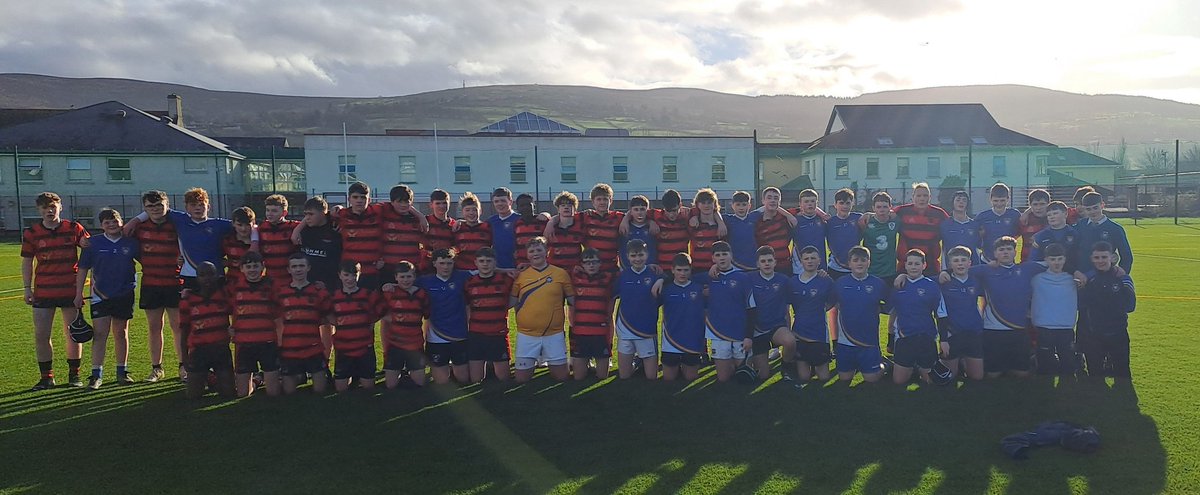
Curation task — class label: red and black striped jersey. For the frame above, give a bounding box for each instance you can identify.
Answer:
[274,283,332,360]
[755,211,792,267]
[688,217,722,271]
[1018,213,1048,263]
[225,277,277,344]
[382,287,429,351]
[454,221,493,270]
[548,216,584,271]
[180,289,231,350]
[133,219,180,288]
[570,271,615,336]
[653,209,691,267]
[379,206,424,266]
[21,220,89,300]
[423,214,456,271]
[331,287,384,357]
[514,216,548,267]
[581,210,624,271]
[465,274,514,336]
[258,219,299,280]
[222,234,252,285]
[335,204,383,275]
[894,204,949,270]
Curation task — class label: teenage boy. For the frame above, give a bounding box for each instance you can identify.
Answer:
[424,189,457,272]
[790,189,825,274]
[652,189,692,269]
[832,246,889,383]
[547,191,584,271]
[975,183,1020,264]
[788,246,836,382]
[179,262,235,399]
[688,188,726,272]
[1075,192,1133,274]
[862,192,900,281]
[419,248,473,384]
[225,251,281,397]
[570,249,617,380]
[514,193,549,269]
[620,196,657,270]
[465,247,515,383]
[1018,189,1051,262]
[724,191,762,271]
[938,246,986,381]
[748,246,796,380]
[939,190,981,266]
[1031,243,1080,376]
[379,184,428,284]
[825,188,863,278]
[223,207,255,286]
[659,253,706,382]
[580,183,625,272]
[1068,186,1095,226]
[700,241,756,382]
[23,192,89,390]
[259,194,300,281]
[132,190,181,382]
[382,261,430,388]
[454,192,493,271]
[614,239,659,379]
[757,187,796,276]
[510,237,575,383]
[275,253,333,394]
[330,261,383,392]
[894,183,948,277]
[298,196,343,289]
[1033,201,1079,273]
[328,182,384,288]
[75,208,139,389]
[1078,241,1136,381]
[968,237,1046,378]
[888,249,945,385]
[487,187,520,269]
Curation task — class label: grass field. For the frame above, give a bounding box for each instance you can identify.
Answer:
[0,218,1196,495]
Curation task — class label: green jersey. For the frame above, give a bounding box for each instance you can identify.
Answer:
[863,215,899,278]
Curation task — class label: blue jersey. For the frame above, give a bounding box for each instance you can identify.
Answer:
[788,273,835,343]
[975,208,1020,262]
[723,211,761,270]
[792,214,826,271]
[697,269,755,342]
[164,209,235,277]
[1032,225,1079,272]
[487,212,519,268]
[1075,217,1133,273]
[970,262,1046,330]
[832,274,887,348]
[940,216,981,265]
[417,270,473,342]
[888,276,945,338]
[825,212,863,271]
[614,266,659,339]
[941,274,984,335]
[660,281,706,354]
[749,272,792,336]
[79,234,140,301]
[620,222,656,270]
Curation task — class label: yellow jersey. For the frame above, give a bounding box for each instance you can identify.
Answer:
[511,264,575,336]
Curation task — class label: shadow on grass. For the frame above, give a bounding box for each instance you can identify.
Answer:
[0,372,1166,494]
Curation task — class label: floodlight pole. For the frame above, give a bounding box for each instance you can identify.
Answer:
[1175,139,1181,225]
[12,146,22,227]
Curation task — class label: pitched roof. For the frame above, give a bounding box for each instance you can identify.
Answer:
[477,111,580,135]
[1048,147,1120,168]
[809,104,1053,151]
[0,101,242,157]
[0,108,69,129]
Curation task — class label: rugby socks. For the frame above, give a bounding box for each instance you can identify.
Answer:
[116,364,128,376]
[67,358,82,376]
[38,360,53,379]
[92,366,103,379]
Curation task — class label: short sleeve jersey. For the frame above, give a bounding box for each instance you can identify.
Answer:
[511,264,574,336]
[21,220,90,300]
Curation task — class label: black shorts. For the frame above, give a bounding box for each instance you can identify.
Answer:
[948,331,984,359]
[893,333,937,370]
[661,351,701,367]
[234,342,281,374]
[426,341,468,367]
[32,297,74,309]
[279,356,325,376]
[569,334,612,359]
[752,331,778,356]
[796,340,832,366]
[180,276,199,291]
[467,334,510,362]
[187,342,233,373]
[384,347,426,372]
[334,351,377,380]
[139,284,181,310]
[91,293,135,320]
[983,329,1032,373]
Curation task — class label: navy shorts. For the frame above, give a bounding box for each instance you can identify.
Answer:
[187,342,233,373]
[661,351,701,367]
[32,297,74,309]
[235,342,281,374]
[384,347,426,372]
[752,331,778,356]
[334,351,377,380]
[835,344,882,374]
[982,329,1032,373]
[467,334,510,362]
[893,333,937,370]
[796,340,832,366]
[280,356,325,376]
[570,334,611,359]
[426,341,468,367]
[91,293,135,321]
[138,284,180,310]
[948,330,984,359]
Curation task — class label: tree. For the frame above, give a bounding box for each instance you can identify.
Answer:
[1139,147,1172,171]
[937,175,967,208]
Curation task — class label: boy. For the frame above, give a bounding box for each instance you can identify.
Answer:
[788,246,836,382]
[419,248,473,384]
[723,191,762,271]
[298,196,343,289]
[132,190,181,382]
[514,193,550,268]
[862,191,900,281]
[791,189,827,274]
[687,188,725,272]
[939,190,981,266]
[748,245,796,380]
[275,253,333,394]
[1078,241,1136,381]
[614,239,659,379]
[937,246,986,381]
[620,196,657,270]
[487,187,520,269]
[1033,201,1079,273]
[75,208,139,389]
[179,262,235,399]
[756,187,796,276]
[570,249,617,380]
[222,206,255,286]
[510,237,575,383]
[652,189,691,268]
[465,247,515,383]
[330,260,384,392]
[331,182,384,288]
[225,251,281,397]
[454,192,493,271]
[580,183,625,272]
[1018,189,1051,262]
[968,237,1046,378]
[379,184,428,284]
[659,253,706,382]
[700,241,756,382]
[546,191,584,271]
[381,261,430,388]
[258,194,300,281]
[975,183,1020,264]
[23,192,89,389]
[424,189,457,272]
[824,188,863,278]
[1075,192,1133,274]
[888,249,945,385]
[832,246,888,383]
[1068,186,1095,226]
[894,183,948,277]
[1031,243,1080,376]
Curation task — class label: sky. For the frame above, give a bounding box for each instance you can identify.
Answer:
[1,0,1198,104]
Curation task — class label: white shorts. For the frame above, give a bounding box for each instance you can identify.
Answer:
[616,337,657,358]
[514,333,568,370]
[709,340,747,361]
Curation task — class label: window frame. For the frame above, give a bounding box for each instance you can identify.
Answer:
[106,157,132,182]
[18,157,43,183]
[509,156,527,184]
[992,155,1007,177]
[662,156,678,183]
[835,157,849,179]
[896,157,911,179]
[560,156,577,184]
[398,156,417,184]
[927,157,941,178]
[865,157,880,178]
[183,156,208,174]
[67,157,93,182]
[453,156,472,184]
[612,156,629,183]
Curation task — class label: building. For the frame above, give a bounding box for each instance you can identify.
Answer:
[210,136,307,216]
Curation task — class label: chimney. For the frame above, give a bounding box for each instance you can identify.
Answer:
[167,94,183,127]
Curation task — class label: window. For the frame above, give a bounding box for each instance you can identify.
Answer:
[338,154,357,184]
[802,159,813,177]
[184,157,208,173]
[277,162,306,192]
[612,156,629,183]
[711,156,726,182]
[67,158,92,181]
[1036,155,1049,176]
[18,157,42,183]
[454,156,471,183]
[835,158,849,179]
[992,156,1007,177]
[971,137,989,145]
[560,156,577,183]
[509,156,527,184]
[938,137,955,145]
[960,156,970,176]
[399,156,417,183]
[866,158,880,178]
[897,157,910,178]
[877,137,894,145]
[927,157,941,178]
[662,156,678,182]
[107,158,131,182]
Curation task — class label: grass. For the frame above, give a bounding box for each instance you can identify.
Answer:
[0,218,1196,494]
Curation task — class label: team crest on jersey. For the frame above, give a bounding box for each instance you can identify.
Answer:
[917,288,926,296]
[888,222,896,230]
[448,282,456,290]
[1066,235,1075,244]
[689,291,698,300]
[809,289,818,297]
[968,286,976,295]
[1014,268,1022,276]
[728,279,738,287]
[771,283,781,291]
[1101,231,1110,239]
[120,247,131,256]
[642,277,652,285]
[204,226,214,235]
[865,285,875,293]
